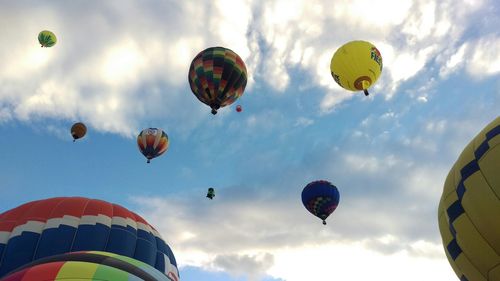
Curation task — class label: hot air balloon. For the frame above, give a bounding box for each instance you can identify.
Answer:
[70,122,87,142]
[1,251,174,281]
[0,197,179,280]
[236,105,242,113]
[438,116,500,281]
[188,46,248,115]
[301,180,340,225]
[38,30,57,48]
[206,188,215,200]
[330,40,383,96]
[137,128,169,163]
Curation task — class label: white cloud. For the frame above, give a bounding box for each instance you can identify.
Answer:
[466,35,500,77]
[0,0,496,130]
[213,252,274,281]
[439,43,468,78]
[294,117,314,127]
[267,241,455,281]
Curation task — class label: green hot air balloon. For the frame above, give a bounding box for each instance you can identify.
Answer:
[38,30,57,47]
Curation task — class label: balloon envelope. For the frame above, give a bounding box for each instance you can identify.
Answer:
[1,251,174,281]
[2,251,174,281]
[71,122,87,141]
[0,197,179,279]
[137,128,169,163]
[301,180,340,225]
[188,46,247,114]
[330,40,382,96]
[38,30,57,47]
[438,116,500,281]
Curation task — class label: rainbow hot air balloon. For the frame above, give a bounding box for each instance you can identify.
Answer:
[38,30,57,48]
[1,251,174,281]
[330,40,383,96]
[301,180,340,225]
[188,46,248,115]
[70,122,87,142]
[438,116,500,281]
[137,128,169,163]
[0,197,179,280]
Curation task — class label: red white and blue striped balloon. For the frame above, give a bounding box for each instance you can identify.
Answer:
[0,197,179,280]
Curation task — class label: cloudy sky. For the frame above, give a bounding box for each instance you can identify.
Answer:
[0,0,499,280]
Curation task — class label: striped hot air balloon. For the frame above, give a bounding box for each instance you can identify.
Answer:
[1,251,175,281]
[188,46,248,115]
[0,197,179,280]
[137,128,169,163]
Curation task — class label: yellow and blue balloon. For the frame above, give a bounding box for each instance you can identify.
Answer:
[438,116,500,281]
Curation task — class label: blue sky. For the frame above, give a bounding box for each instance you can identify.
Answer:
[0,0,499,280]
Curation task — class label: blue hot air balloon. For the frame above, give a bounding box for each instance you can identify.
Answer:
[301,180,340,225]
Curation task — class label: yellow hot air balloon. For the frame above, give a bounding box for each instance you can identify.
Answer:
[438,116,500,281]
[330,40,383,96]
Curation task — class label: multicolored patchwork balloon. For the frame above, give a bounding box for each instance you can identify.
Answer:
[38,30,57,48]
[137,128,169,163]
[0,197,179,280]
[188,46,247,115]
[301,180,340,225]
[1,251,175,281]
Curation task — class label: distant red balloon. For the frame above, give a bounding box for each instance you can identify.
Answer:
[236,105,242,112]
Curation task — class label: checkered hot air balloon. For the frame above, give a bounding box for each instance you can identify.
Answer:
[188,46,248,115]
[301,180,340,225]
[1,251,175,281]
[0,197,179,280]
[137,128,169,163]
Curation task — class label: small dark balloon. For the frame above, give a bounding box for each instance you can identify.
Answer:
[71,122,87,142]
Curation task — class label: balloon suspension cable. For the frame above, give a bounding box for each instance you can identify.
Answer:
[364,89,369,96]
[323,220,327,225]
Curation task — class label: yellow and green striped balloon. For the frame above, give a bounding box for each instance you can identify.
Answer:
[438,116,500,281]
[38,30,57,47]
